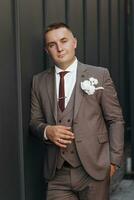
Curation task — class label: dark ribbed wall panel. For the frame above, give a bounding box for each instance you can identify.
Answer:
[110,0,120,85]
[131,0,134,170]
[18,1,44,200]
[99,0,110,67]
[85,0,98,65]
[0,1,21,200]
[45,0,66,25]
[118,0,126,113]
[0,0,44,200]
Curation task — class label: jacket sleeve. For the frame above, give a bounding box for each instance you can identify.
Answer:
[101,68,124,166]
[29,75,52,144]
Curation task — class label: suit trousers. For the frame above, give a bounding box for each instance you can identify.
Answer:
[46,165,110,200]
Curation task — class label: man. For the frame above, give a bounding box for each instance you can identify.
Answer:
[30,22,124,200]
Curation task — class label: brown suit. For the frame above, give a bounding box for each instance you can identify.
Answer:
[30,62,124,182]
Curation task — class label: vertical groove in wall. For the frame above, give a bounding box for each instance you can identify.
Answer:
[118,0,123,98]
[14,0,25,200]
[108,0,111,70]
[97,0,100,65]
[107,0,110,68]
[42,0,47,68]
[118,0,121,71]
[109,0,112,71]
[42,0,46,28]
[117,0,120,81]
[110,0,120,83]
[83,0,86,62]
[99,0,110,67]
[85,0,99,65]
[65,0,68,23]
[130,0,134,170]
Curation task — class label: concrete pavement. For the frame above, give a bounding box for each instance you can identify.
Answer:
[110,180,134,200]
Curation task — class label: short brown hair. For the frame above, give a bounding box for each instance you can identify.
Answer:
[45,22,73,34]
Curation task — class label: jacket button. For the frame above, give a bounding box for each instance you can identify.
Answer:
[59,120,61,123]
[67,119,71,122]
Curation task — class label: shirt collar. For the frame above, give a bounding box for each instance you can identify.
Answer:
[55,58,78,74]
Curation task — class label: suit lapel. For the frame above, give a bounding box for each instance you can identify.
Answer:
[46,62,89,122]
[74,62,88,119]
[46,67,57,123]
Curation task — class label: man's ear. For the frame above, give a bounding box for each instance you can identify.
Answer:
[74,37,77,49]
[45,47,49,54]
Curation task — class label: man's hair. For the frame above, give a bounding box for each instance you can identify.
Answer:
[45,22,73,35]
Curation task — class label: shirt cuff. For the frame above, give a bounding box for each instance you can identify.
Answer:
[44,126,49,140]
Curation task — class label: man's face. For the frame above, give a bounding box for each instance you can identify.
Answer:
[45,27,77,69]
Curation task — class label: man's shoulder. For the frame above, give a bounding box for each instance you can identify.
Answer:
[78,62,109,78]
[33,67,53,81]
[79,62,109,73]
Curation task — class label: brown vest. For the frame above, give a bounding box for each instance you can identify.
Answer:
[56,88,81,169]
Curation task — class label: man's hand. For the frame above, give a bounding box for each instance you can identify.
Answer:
[45,125,75,148]
[110,164,117,177]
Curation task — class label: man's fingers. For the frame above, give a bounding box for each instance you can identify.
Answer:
[55,141,67,148]
[110,164,116,177]
[46,125,74,147]
[57,125,71,130]
[59,128,75,138]
[59,133,74,140]
[57,138,72,144]
[57,126,74,134]
[55,138,70,148]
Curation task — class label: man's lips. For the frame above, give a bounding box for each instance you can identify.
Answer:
[58,54,66,58]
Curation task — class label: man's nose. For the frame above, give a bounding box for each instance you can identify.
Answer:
[57,43,63,52]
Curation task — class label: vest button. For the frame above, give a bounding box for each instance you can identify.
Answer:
[59,120,61,123]
[71,150,74,154]
[67,119,71,122]
[62,151,65,154]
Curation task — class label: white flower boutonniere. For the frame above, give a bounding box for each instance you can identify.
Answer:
[81,77,104,95]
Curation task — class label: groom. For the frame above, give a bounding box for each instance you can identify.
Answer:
[30,22,124,200]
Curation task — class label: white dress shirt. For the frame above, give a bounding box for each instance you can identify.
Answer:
[44,58,78,140]
[55,58,78,108]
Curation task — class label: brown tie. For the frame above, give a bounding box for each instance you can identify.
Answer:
[58,71,68,112]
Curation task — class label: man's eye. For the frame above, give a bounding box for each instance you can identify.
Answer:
[48,43,55,48]
[62,39,68,43]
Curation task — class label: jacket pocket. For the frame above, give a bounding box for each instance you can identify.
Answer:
[98,133,108,144]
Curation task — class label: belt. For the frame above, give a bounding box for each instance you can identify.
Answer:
[63,161,72,168]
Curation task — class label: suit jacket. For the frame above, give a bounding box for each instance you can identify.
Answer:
[30,62,124,181]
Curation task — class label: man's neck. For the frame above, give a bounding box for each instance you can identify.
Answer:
[56,57,77,70]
